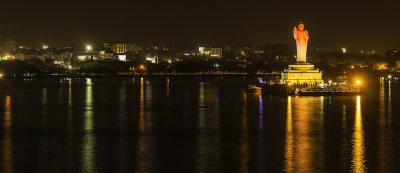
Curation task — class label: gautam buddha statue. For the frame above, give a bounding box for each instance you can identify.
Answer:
[293,22,309,63]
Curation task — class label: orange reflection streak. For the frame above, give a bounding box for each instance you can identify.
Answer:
[294,97,312,173]
[2,96,13,173]
[139,78,145,131]
[378,81,388,172]
[284,96,294,172]
[387,80,393,167]
[196,82,207,173]
[239,92,248,173]
[351,96,366,173]
[66,79,73,168]
[166,78,170,99]
[388,80,392,118]
[136,77,146,172]
[68,79,73,130]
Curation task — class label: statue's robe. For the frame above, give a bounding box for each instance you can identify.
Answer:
[294,29,309,63]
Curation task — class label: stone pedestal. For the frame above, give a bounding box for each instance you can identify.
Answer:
[280,63,324,84]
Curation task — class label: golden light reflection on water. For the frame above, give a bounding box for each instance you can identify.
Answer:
[284,96,294,172]
[81,78,97,173]
[388,80,392,117]
[68,79,73,131]
[378,81,386,171]
[139,78,145,132]
[166,78,170,99]
[2,96,13,173]
[137,77,146,172]
[66,79,74,169]
[294,97,312,173]
[239,92,248,173]
[351,96,366,173]
[136,78,153,172]
[196,82,207,173]
[196,83,220,172]
[284,96,324,172]
[378,79,393,172]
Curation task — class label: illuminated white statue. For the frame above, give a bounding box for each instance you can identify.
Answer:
[293,22,309,63]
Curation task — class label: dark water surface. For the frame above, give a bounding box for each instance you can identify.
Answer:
[0,77,399,172]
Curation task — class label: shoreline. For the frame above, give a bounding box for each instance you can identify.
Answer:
[2,72,281,80]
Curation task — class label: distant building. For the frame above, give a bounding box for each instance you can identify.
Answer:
[99,50,117,60]
[210,48,222,58]
[118,55,127,61]
[60,52,74,65]
[105,42,142,54]
[198,47,222,58]
[145,56,158,64]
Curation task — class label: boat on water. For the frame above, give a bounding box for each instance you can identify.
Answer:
[254,77,362,96]
[248,85,262,93]
[297,88,361,96]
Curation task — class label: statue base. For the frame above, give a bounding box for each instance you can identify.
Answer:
[280,63,324,84]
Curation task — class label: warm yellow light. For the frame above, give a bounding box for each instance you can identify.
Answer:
[351,65,354,69]
[86,45,92,51]
[288,83,291,86]
[329,80,332,84]
[356,80,361,85]
[139,65,145,69]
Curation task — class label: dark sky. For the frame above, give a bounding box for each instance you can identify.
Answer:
[2,0,400,51]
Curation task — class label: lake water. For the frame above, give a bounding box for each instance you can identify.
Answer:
[0,77,398,172]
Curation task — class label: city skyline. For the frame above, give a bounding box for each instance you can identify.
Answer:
[0,1,399,51]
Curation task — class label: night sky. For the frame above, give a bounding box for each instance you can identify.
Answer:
[2,0,400,51]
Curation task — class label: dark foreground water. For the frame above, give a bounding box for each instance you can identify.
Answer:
[0,77,398,172]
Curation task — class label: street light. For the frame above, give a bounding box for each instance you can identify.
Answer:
[86,45,92,51]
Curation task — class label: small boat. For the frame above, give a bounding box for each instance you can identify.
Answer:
[248,85,262,93]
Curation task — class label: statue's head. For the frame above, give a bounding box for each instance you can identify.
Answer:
[297,22,305,30]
